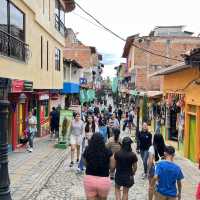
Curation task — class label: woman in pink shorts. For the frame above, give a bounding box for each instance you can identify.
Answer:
[83,133,113,200]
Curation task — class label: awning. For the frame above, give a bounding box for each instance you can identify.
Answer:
[62,82,80,94]
[150,62,190,77]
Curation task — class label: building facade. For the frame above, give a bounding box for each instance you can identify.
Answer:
[122,26,200,92]
[152,48,200,163]
[0,0,75,150]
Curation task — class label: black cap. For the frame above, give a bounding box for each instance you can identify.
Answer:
[122,137,133,145]
[164,145,175,156]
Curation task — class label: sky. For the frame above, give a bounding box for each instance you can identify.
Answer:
[66,0,200,78]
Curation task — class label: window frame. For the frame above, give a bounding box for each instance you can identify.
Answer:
[47,40,49,71]
[54,0,65,36]
[9,0,26,42]
[41,36,43,69]
[55,48,61,71]
[0,0,27,61]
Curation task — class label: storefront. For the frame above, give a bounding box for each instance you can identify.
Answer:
[49,90,65,110]
[8,79,34,150]
[152,60,200,162]
[62,82,80,108]
[36,92,50,137]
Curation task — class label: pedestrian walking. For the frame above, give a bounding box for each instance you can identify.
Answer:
[120,119,130,141]
[99,114,108,142]
[111,137,138,200]
[49,107,59,139]
[147,134,165,200]
[117,107,123,122]
[152,146,184,200]
[83,133,113,200]
[106,128,121,180]
[69,112,84,167]
[138,122,152,178]
[27,111,37,152]
[85,115,99,142]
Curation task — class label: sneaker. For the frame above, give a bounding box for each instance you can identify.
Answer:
[142,173,147,179]
[69,161,74,167]
[76,159,79,163]
[27,148,33,153]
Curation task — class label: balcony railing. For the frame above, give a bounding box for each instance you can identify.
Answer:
[0,29,30,62]
[55,14,66,37]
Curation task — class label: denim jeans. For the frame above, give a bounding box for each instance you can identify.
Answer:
[140,150,149,174]
[28,132,35,148]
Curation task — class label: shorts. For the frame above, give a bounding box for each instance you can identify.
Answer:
[115,173,134,188]
[84,175,112,198]
[154,192,176,200]
[70,135,82,146]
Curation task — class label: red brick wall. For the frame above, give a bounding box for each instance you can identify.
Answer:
[133,37,200,91]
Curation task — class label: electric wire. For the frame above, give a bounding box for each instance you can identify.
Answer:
[75,2,184,62]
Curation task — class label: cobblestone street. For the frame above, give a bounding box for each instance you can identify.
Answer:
[9,136,200,200]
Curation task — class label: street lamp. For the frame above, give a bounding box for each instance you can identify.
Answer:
[0,78,12,200]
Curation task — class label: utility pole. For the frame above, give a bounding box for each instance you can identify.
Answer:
[0,79,12,200]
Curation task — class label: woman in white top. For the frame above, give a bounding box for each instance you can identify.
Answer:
[69,113,84,167]
[147,133,165,200]
[84,115,99,142]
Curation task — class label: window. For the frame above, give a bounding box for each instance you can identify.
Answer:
[49,0,51,21]
[47,41,49,71]
[43,0,45,14]
[55,0,65,36]
[55,48,61,71]
[10,3,25,41]
[0,0,8,33]
[0,0,27,61]
[41,36,43,68]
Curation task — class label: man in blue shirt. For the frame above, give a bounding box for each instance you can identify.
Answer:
[152,146,184,200]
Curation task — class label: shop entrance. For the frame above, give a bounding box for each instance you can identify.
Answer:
[189,115,196,162]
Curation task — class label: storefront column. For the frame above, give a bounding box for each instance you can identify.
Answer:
[184,104,189,158]
[196,106,200,161]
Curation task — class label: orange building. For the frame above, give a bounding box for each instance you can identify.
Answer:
[152,48,200,162]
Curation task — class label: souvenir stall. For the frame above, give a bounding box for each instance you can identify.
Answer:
[164,93,185,151]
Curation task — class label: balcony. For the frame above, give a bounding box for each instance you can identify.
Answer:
[0,29,29,62]
[55,14,66,37]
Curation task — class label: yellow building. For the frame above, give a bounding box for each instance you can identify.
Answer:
[152,49,200,162]
[0,0,75,89]
[0,0,75,150]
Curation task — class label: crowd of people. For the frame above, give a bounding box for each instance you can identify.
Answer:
[67,101,185,200]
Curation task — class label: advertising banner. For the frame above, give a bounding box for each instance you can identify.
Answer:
[59,110,73,143]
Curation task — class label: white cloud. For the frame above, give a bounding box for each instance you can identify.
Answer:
[66,0,200,76]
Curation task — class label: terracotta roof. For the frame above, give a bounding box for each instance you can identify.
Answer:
[64,59,83,68]
[61,0,75,12]
[122,34,139,58]
[150,62,190,76]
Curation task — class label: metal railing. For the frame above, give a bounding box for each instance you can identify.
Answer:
[55,14,67,36]
[0,29,30,62]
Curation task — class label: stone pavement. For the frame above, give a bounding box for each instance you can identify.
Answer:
[9,135,200,200]
[9,136,68,200]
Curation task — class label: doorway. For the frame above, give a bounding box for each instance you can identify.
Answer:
[189,115,196,162]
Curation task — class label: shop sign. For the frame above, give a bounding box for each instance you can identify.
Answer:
[59,110,73,143]
[11,80,24,93]
[39,94,49,101]
[24,81,33,91]
[80,77,87,85]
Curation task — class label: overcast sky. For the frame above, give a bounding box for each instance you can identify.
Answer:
[66,0,200,78]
